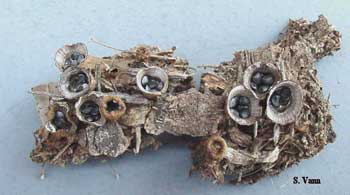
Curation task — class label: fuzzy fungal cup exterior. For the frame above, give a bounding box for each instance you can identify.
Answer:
[100,95,126,121]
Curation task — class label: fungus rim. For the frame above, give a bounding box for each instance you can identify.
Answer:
[45,101,77,133]
[75,92,106,126]
[206,135,227,161]
[136,66,169,98]
[226,85,262,126]
[100,95,126,121]
[243,62,282,99]
[59,68,95,99]
[266,80,303,125]
[55,42,88,71]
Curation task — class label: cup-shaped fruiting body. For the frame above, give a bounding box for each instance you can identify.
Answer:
[100,95,126,121]
[226,85,262,125]
[55,43,88,71]
[75,92,106,126]
[136,66,168,98]
[205,135,227,161]
[59,68,96,99]
[243,62,281,99]
[266,80,303,125]
[45,101,77,132]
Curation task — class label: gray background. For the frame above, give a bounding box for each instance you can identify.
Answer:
[0,0,349,194]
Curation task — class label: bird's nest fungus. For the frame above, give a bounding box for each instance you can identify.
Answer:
[30,15,340,184]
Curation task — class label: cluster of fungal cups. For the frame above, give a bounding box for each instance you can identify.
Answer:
[45,43,169,132]
[227,62,303,126]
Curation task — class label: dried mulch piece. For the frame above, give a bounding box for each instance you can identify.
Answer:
[31,44,194,165]
[30,15,340,185]
[192,15,340,184]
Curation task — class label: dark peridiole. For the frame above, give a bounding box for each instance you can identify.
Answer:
[68,72,88,93]
[250,71,275,94]
[106,100,121,112]
[229,95,251,119]
[65,51,86,66]
[270,86,292,112]
[79,100,101,122]
[141,75,164,92]
[51,111,71,130]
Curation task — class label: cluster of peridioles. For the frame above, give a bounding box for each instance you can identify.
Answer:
[45,43,169,133]
[226,62,303,137]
